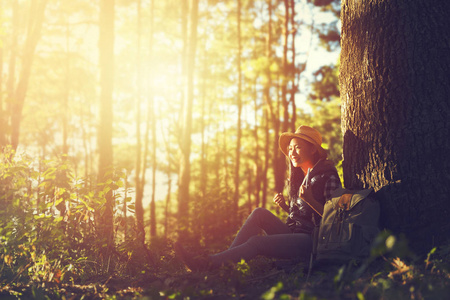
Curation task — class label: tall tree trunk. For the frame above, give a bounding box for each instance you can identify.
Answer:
[200,48,208,200]
[262,108,270,208]
[281,0,290,134]
[178,0,199,234]
[0,35,4,148]
[0,0,5,148]
[233,0,243,222]
[289,0,297,132]
[80,101,91,180]
[149,0,157,239]
[143,101,154,237]
[6,0,18,104]
[161,120,173,239]
[97,0,115,251]
[222,111,230,202]
[253,80,261,208]
[179,0,188,118]
[164,175,171,239]
[214,124,221,190]
[62,19,71,156]
[340,0,450,252]
[261,0,274,208]
[123,170,129,241]
[246,164,252,215]
[10,0,48,150]
[271,0,291,194]
[263,0,287,196]
[1,0,19,148]
[134,0,145,244]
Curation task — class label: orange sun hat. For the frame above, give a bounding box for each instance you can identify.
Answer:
[278,125,328,159]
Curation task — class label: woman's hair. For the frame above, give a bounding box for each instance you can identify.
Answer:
[287,139,321,202]
[288,161,304,202]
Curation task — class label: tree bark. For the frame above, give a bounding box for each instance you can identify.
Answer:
[281,0,290,134]
[272,0,291,194]
[265,0,289,195]
[200,48,208,200]
[178,0,199,233]
[97,0,115,250]
[253,80,261,208]
[233,0,243,222]
[289,0,297,132]
[262,108,270,208]
[246,164,253,215]
[149,0,157,239]
[164,175,171,239]
[123,170,129,240]
[0,0,7,148]
[262,0,273,208]
[1,0,19,149]
[62,19,70,156]
[340,0,450,251]
[0,34,4,148]
[161,119,173,239]
[134,0,145,244]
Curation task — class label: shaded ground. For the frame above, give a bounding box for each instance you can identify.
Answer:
[1,252,450,300]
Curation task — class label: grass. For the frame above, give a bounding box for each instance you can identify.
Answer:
[1,239,449,299]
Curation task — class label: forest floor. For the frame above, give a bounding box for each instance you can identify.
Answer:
[1,249,450,300]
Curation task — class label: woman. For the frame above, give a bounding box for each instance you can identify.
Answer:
[175,125,341,271]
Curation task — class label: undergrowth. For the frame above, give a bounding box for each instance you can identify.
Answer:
[1,148,449,299]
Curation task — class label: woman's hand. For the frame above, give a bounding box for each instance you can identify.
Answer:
[273,193,289,212]
[299,185,323,217]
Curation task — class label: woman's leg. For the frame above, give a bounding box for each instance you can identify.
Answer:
[175,207,297,271]
[210,233,312,267]
[229,207,291,248]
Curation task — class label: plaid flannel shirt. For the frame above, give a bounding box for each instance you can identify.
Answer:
[323,174,341,201]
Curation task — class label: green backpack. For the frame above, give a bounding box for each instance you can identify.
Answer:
[314,187,380,264]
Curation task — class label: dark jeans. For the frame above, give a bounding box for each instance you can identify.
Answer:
[209,207,312,266]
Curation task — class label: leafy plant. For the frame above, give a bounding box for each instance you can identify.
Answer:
[0,148,130,285]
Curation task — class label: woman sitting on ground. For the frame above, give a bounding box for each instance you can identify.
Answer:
[175,125,342,271]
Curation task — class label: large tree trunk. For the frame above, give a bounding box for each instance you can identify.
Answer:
[97,0,115,251]
[340,0,450,252]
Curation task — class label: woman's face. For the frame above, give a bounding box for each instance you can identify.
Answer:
[288,138,317,168]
